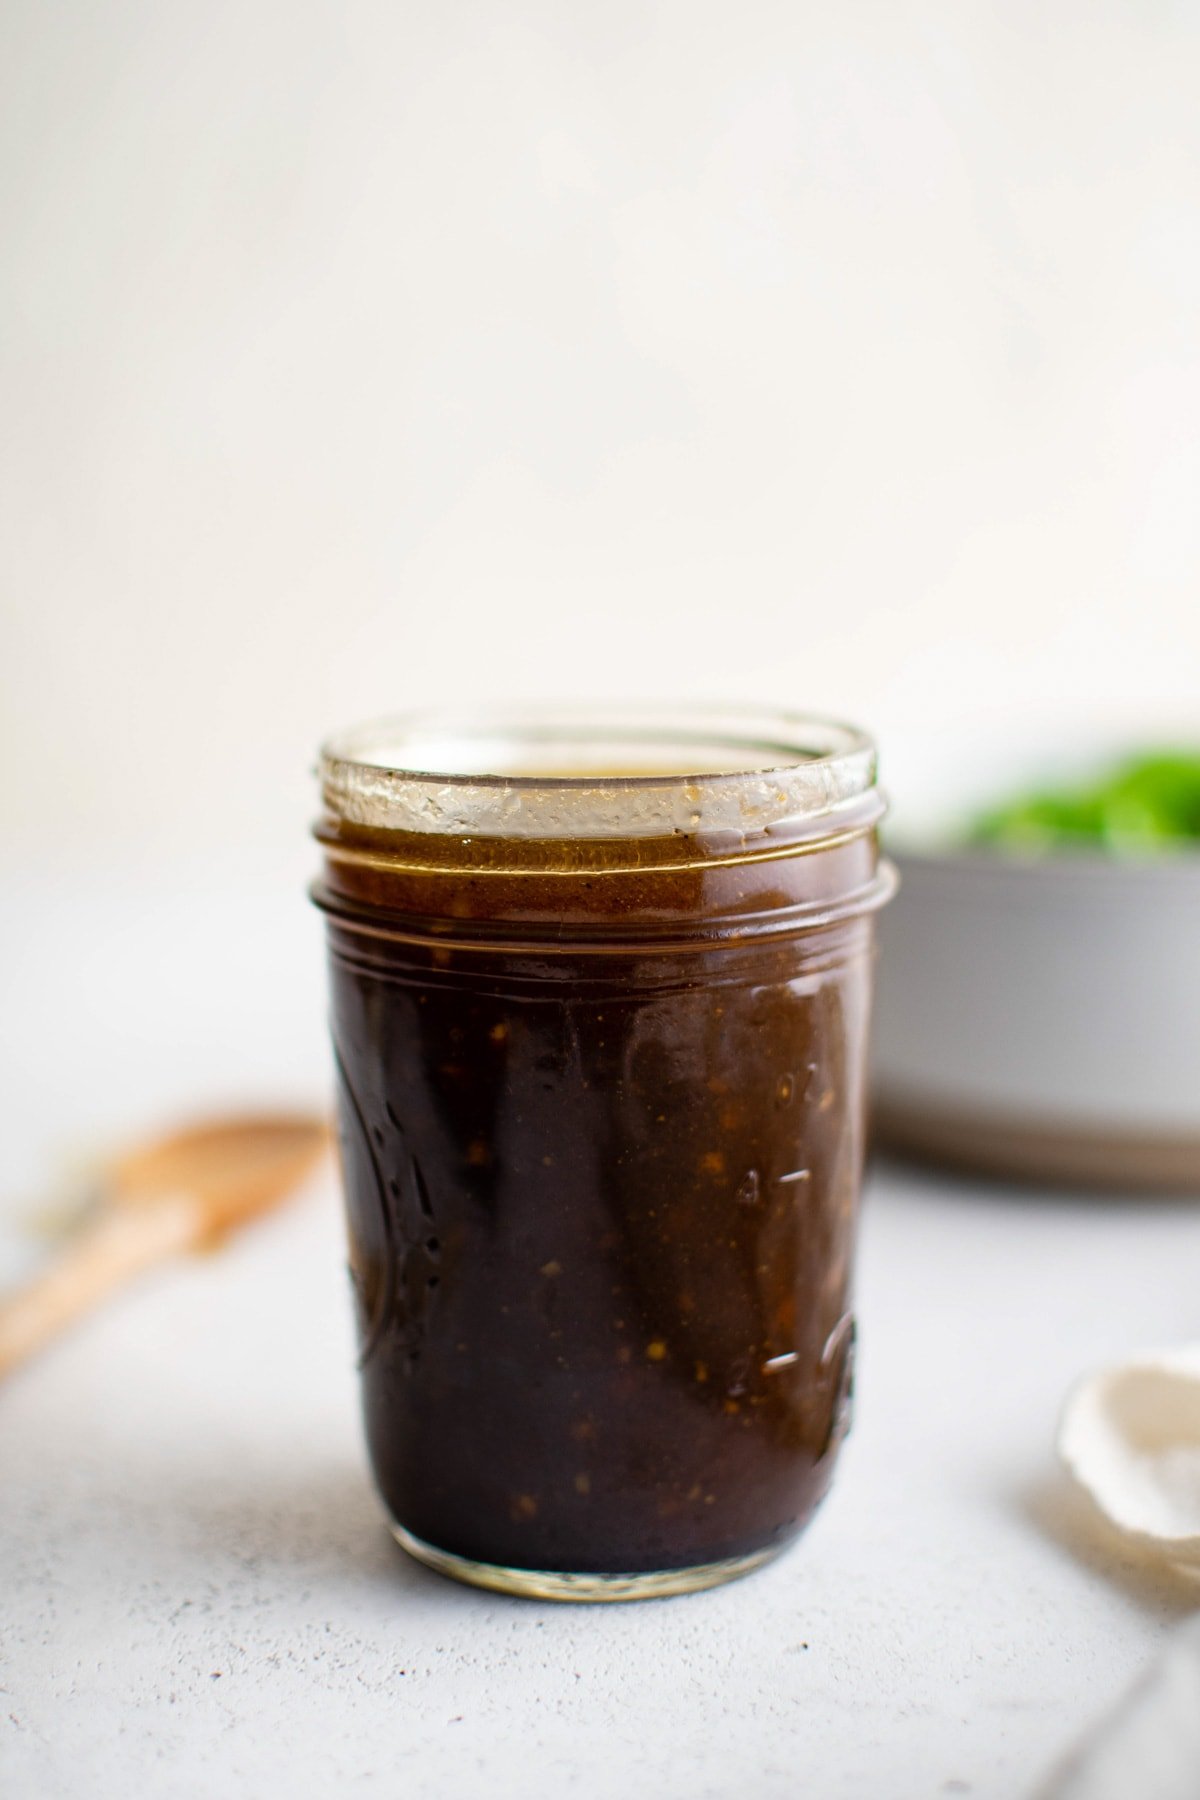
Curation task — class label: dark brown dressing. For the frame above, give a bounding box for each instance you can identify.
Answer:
[315,821,876,1575]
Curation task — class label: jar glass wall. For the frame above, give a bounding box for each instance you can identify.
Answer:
[312,706,894,1600]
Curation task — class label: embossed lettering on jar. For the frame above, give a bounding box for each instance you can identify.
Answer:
[312,708,894,1600]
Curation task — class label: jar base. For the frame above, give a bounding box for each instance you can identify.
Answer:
[389,1520,783,1602]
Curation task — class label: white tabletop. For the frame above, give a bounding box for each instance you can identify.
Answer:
[3,868,1199,1800]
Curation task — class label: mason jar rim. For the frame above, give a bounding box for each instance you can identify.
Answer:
[318,703,881,842]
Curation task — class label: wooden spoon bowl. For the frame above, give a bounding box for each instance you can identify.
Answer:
[0,1112,331,1378]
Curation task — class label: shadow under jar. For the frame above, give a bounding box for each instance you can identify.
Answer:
[312,707,894,1600]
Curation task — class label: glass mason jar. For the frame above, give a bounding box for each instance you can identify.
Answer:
[312,706,894,1600]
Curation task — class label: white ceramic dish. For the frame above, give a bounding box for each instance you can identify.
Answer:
[871,730,1200,1191]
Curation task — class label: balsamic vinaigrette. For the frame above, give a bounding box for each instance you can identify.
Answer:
[313,712,893,1598]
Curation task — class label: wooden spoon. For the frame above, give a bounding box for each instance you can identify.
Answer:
[0,1113,330,1379]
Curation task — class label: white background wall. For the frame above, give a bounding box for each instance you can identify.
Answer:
[3,0,1199,869]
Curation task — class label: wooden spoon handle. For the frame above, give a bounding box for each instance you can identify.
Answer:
[0,1194,201,1379]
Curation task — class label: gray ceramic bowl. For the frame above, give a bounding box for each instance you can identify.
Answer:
[871,732,1200,1191]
